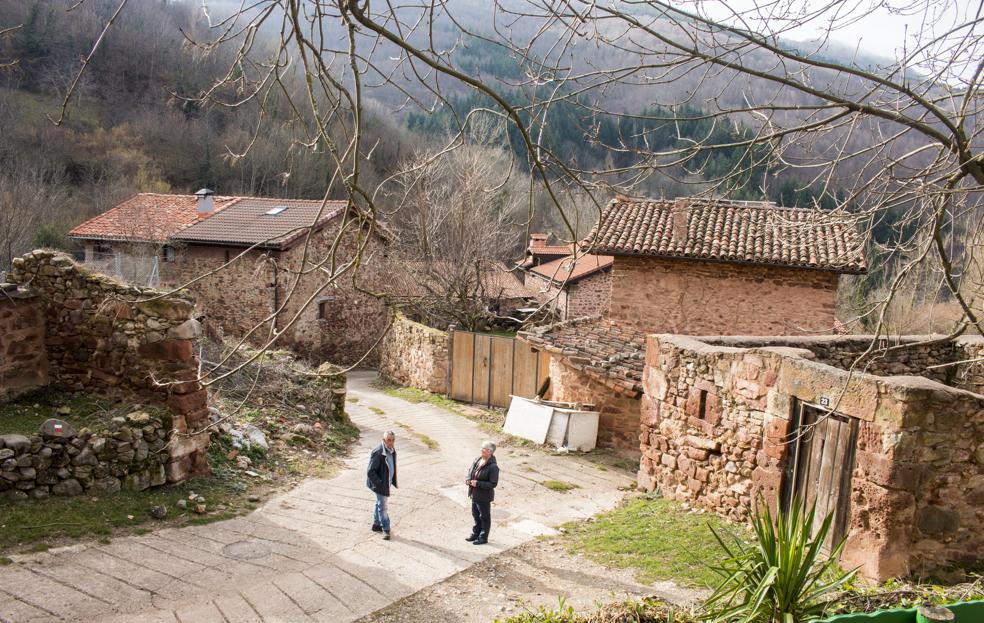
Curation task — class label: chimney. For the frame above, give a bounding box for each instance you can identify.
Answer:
[195,188,215,214]
[670,199,690,245]
[530,233,548,248]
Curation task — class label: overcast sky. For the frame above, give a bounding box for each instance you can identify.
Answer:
[694,0,980,61]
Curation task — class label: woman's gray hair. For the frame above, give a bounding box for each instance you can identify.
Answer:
[481,440,496,453]
[383,430,396,440]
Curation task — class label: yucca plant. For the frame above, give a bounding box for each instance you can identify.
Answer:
[701,498,857,623]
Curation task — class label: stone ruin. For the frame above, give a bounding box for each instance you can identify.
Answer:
[637,333,984,581]
[0,250,211,499]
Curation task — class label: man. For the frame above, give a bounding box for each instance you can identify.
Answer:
[465,440,499,545]
[367,430,397,540]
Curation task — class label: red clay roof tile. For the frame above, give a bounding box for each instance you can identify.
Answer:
[68,193,244,243]
[586,198,867,273]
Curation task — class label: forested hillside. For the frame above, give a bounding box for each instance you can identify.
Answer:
[3,0,976,338]
[0,0,873,272]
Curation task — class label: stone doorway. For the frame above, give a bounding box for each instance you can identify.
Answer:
[782,401,860,551]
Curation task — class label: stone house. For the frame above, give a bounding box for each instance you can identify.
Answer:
[637,333,984,581]
[69,190,390,365]
[521,197,867,450]
[518,234,614,320]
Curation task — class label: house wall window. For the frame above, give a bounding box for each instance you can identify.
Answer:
[94,243,113,257]
[163,246,176,262]
[317,295,337,320]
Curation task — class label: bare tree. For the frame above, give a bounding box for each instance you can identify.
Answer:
[20,0,984,381]
[0,161,63,272]
[385,123,528,330]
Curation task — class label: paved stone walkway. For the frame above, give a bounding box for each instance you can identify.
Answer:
[0,371,632,623]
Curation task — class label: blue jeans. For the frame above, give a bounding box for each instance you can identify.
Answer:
[373,493,390,531]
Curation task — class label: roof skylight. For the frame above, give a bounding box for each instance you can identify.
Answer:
[264,206,288,216]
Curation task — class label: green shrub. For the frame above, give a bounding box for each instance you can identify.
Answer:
[702,498,856,623]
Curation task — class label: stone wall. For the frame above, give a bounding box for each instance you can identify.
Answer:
[0,287,48,400]
[378,313,449,393]
[953,336,984,394]
[566,270,613,320]
[704,335,955,384]
[5,250,211,485]
[549,357,641,450]
[0,411,170,500]
[609,256,840,335]
[160,224,389,366]
[638,334,984,581]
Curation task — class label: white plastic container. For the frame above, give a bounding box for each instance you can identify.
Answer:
[503,395,600,451]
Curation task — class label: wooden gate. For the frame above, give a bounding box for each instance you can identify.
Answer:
[783,401,859,551]
[449,330,551,408]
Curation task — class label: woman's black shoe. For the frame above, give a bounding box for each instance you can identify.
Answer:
[472,539,488,545]
[466,534,478,541]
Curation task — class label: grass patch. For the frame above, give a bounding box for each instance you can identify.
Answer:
[562,495,747,588]
[347,397,359,403]
[0,473,255,554]
[541,479,579,493]
[372,379,466,414]
[369,406,386,415]
[0,557,11,566]
[418,435,439,451]
[393,421,441,451]
[0,388,119,436]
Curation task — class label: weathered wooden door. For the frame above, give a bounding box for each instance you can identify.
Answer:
[448,330,550,408]
[783,402,859,551]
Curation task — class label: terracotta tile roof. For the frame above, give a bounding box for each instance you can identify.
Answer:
[521,317,646,395]
[68,193,244,243]
[531,242,575,255]
[528,254,613,285]
[171,198,350,249]
[518,234,576,269]
[586,198,867,273]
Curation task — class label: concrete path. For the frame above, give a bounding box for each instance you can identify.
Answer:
[0,371,632,623]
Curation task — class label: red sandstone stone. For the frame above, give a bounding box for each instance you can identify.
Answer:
[138,339,194,361]
[167,389,207,415]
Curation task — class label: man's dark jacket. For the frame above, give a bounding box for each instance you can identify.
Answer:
[467,455,499,503]
[367,443,397,496]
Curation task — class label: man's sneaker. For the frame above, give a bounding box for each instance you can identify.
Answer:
[383,530,392,541]
[372,524,383,532]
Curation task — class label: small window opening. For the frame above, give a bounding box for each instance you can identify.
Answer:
[316,295,337,320]
[163,246,176,262]
[264,206,288,216]
[697,389,708,420]
[224,249,232,263]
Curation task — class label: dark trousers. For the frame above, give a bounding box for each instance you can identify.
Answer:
[471,499,491,539]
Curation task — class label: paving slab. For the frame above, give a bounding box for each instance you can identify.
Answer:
[0,370,633,622]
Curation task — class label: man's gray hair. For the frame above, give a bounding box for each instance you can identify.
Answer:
[383,430,396,439]
[481,440,496,453]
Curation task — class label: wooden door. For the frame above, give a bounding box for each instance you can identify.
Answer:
[784,402,859,551]
[447,330,552,408]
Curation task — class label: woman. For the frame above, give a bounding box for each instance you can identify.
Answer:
[465,440,499,545]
